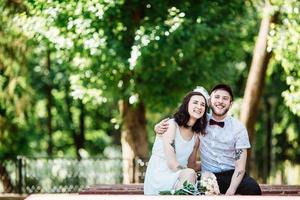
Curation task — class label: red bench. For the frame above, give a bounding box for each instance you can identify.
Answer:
[79,184,300,196]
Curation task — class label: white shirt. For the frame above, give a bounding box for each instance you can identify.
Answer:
[200,114,251,173]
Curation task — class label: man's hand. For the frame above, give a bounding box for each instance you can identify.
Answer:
[225,187,236,195]
[187,135,201,171]
[193,134,200,150]
[154,118,170,134]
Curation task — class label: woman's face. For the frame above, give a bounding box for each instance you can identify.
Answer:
[188,95,206,119]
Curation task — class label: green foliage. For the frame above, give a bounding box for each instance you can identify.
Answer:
[254,61,300,183]
[159,180,196,195]
[1,0,299,186]
[1,0,257,159]
[85,130,112,155]
[0,1,33,159]
[269,0,300,115]
[15,0,252,106]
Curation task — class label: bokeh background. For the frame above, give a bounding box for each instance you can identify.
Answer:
[0,0,299,194]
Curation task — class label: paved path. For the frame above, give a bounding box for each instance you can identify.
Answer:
[26,194,300,200]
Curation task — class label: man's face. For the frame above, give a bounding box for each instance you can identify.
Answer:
[209,89,232,117]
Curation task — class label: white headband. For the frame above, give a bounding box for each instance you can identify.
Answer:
[193,86,210,102]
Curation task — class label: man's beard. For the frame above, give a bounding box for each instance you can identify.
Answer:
[211,106,230,117]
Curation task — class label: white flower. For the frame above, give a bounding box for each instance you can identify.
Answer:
[199,172,220,195]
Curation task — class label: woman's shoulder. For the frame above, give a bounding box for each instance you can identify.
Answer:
[167,118,177,127]
[162,118,177,137]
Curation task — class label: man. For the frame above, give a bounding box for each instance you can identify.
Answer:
[155,84,261,195]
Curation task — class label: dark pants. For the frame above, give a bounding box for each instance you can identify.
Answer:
[214,170,262,195]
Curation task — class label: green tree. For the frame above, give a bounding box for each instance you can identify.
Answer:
[240,0,277,172]
[255,63,300,183]
[240,0,300,180]
[15,0,257,183]
[269,0,300,116]
[0,0,30,192]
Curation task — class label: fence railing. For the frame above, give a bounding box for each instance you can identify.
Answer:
[0,156,148,194]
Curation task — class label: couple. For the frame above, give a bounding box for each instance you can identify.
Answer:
[144,84,261,195]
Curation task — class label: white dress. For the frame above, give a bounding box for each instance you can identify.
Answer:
[144,121,196,195]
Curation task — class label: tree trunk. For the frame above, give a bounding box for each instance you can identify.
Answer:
[240,1,276,173]
[265,99,272,181]
[46,48,53,156]
[117,1,147,183]
[75,100,85,159]
[0,163,14,193]
[120,100,148,183]
[64,83,85,159]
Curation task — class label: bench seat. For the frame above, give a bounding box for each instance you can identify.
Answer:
[79,184,300,195]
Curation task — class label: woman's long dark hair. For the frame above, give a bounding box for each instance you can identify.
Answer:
[174,91,208,135]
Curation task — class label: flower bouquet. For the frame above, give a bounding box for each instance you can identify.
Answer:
[197,171,220,195]
[159,172,220,195]
[159,181,198,195]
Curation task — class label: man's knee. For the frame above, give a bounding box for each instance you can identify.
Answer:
[243,180,261,195]
[250,183,262,195]
[237,176,262,195]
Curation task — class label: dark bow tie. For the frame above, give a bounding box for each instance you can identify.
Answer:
[209,119,225,128]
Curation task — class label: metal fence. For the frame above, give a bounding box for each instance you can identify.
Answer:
[0,156,147,194]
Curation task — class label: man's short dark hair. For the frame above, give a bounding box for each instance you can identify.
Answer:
[210,84,234,101]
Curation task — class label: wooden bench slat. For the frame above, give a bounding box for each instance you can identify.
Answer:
[79,184,300,196]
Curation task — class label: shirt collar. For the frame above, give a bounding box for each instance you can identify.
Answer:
[208,113,228,122]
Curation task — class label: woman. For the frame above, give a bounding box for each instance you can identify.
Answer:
[144,90,208,195]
